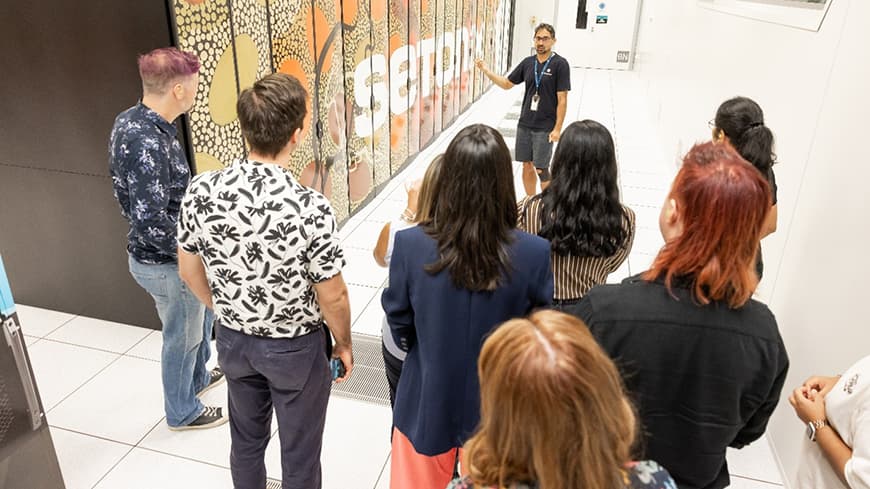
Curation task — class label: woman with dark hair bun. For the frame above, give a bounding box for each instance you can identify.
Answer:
[712,96,778,278]
[382,124,553,489]
[518,120,635,308]
[569,142,789,489]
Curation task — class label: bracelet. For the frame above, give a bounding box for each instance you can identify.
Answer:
[400,208,416,223]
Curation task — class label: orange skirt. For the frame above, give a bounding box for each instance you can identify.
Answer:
[390,427,466,489]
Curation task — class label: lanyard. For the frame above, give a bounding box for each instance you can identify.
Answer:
[534,53,554,93]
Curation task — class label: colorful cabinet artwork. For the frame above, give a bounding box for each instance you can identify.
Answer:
[172,0,513,222]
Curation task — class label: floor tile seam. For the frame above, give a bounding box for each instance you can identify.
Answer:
[351,293,378,320]
[355,215,391,224]
[351,331,382,341]
[573,84,586,123]
[123,352,161,364]
[349,197,381,221]
[341,243,377,252]
[729,473,783,486]
[346,281,387,289]
[338,218,364,236]
[371,452,391,489]
[348,282,383,290]
[44,352,127,414]
[354,218,393,228]
[50,425,139,448]
[621,169,673,175]
[133,416,177,454]
[624,203,666,210]
[136,445,234,472]
[36,335,138,357]
[341,363,387,373]
[36,313,81,339]
[122,329,158,357]
[608,72,626,166]
[330,393,391,408]
[622,186,670,192]
[89,444,138,489]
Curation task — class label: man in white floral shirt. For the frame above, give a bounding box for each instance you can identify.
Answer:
[177,73,352,489]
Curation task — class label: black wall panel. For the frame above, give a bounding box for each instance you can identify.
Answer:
[0,1,179,329]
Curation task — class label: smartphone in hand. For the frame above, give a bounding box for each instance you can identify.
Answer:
[330,358,346,380]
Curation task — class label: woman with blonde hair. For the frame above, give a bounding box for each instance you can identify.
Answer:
[450,310,675,489]
[373,154,444,405]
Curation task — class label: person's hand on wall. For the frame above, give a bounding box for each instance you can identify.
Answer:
[475,59,486,72]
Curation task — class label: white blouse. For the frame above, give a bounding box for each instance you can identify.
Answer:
[796,355,870,489]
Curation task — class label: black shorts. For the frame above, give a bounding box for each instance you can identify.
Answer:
[515,126,553,173]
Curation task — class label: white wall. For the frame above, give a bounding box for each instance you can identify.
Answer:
[510,0,557,67]
[631,0,870,486]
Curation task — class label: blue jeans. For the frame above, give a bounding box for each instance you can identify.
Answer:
[128,255,213,427]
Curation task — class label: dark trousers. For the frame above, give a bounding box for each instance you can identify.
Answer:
[382,342,404,408]
[216,324,331,489]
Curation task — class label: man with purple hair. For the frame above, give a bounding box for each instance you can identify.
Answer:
[109,47,226,430]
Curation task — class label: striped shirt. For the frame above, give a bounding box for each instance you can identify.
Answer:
[518,197,635,301]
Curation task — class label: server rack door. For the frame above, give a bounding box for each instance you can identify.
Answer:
[0,254,65,489]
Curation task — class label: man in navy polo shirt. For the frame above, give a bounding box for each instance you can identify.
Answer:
[476,23,571,196]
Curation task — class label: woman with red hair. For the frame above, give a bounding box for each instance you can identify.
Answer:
[568,142,789,489]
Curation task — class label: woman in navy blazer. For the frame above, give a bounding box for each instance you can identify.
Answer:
[382,124,553,489]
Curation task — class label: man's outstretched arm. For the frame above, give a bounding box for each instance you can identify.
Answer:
[476,59,515,90]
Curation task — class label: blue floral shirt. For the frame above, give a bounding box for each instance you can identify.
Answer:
[109,103,191,264]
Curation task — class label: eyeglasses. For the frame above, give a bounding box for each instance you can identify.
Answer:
[707,119,716,129]
[534,36,552,42]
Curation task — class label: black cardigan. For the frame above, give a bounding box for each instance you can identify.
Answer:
[568,275,789,489]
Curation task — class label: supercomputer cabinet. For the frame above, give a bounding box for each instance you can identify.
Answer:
[0,254,65,489]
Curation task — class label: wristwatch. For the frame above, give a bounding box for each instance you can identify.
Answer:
[806,419,828,442]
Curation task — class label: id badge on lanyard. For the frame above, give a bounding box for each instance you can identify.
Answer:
[530,54,553,112]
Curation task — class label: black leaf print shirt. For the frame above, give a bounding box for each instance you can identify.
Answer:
[178,160,346,338]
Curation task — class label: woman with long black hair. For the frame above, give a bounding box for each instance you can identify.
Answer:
[518,120,635,308]
[382,124,553,489]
